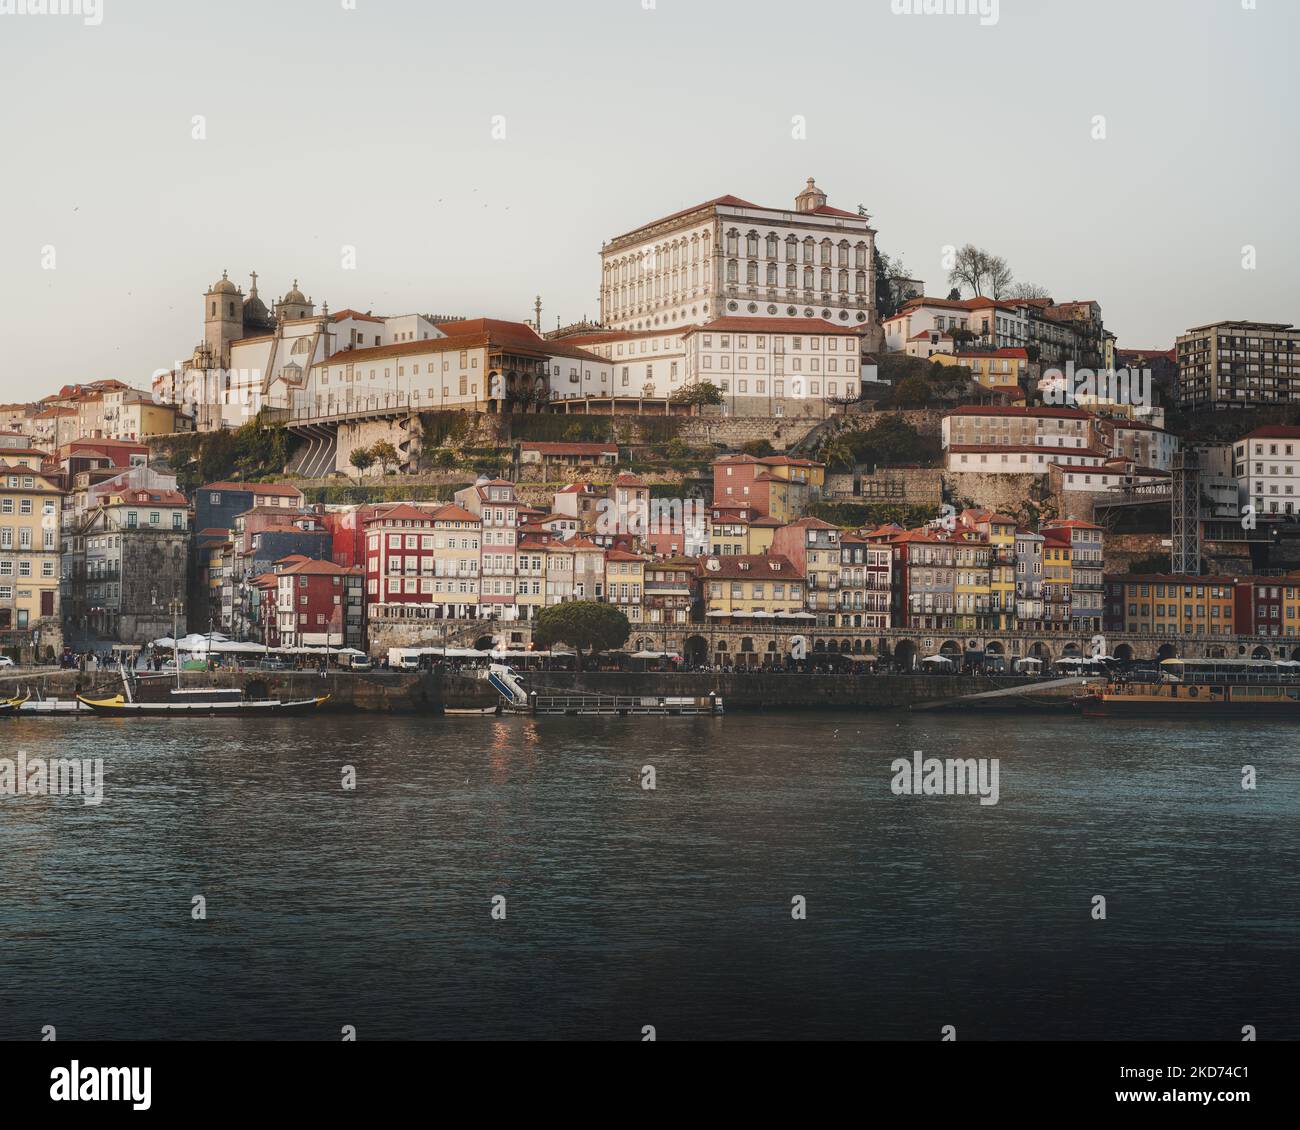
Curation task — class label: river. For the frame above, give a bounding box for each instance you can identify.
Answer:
[0,711,1295,1040]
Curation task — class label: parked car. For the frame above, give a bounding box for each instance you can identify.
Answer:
[257,658,289,671]
[348,656,373,672]
[0,655,14,668]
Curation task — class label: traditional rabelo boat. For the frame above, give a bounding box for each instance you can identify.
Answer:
[77,671,328,717]
[0,693,30,717]
[1077,657,1300,718]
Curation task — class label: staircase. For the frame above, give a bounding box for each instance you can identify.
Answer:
[286,430,338,478]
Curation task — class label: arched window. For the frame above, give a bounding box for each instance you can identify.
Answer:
[855,242,868,269]
[803,266,814,289]
[821,267,831,291]
[747,260,758,284]
[726,260,738,283]
[785,235,798,261]
[838,270,849,293]
[726,229,739,256]
[838,241,850,267]
[746,231,759,257]
[767,263,778,286]
[855,270,867,293]
[820,238,833,264]
[766,233,779,258]
[786,265,797,288]
[803,237,815,263]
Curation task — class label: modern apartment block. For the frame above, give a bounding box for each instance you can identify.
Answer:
[1176,320,1300,409]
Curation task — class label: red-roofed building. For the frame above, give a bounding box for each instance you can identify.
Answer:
[453,478,525,619]
[598,177,883,362]
[268,556,365,649]
[712,453,825,521]
[364,501,482,621]
[519,441,619,468]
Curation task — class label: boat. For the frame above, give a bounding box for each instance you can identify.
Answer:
[18,697,90,715]
[0,694,30,716]
[1078,657,1300,718]
[78,667,327,717]
[77,687,330,717]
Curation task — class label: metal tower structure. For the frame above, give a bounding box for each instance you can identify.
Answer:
[1171,448,1201,575]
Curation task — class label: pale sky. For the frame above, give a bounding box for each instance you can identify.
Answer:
[0,0,1296,400]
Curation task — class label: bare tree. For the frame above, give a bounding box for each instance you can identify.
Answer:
[948,244,1014,299]
[1007,281,1053,301]
[986,255,1013,299]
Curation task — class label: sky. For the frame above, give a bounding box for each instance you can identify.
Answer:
[0,0,1296,400]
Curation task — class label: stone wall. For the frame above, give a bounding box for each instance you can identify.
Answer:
[521,670,1029,710]
[336,417,416,475]
[942,472,1049,519]
[0,668,446,712]
[827,466,944,507]
[119,529,190,646]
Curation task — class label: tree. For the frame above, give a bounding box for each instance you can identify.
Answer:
[370,440,400,474]
[198,429,236,483]
[432,448,457,470]
[1008,281,1053,301]
[948,244,1013,298]
[349,447,375,479]
[670,381,723,407]
[875,249,916,321]
[892,374,932,408]
[533,601,630,671]
[821,437,857,470]
[741,438,775,457]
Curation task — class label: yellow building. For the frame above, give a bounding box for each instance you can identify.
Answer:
[933,349,1029,390]
[1041,529,1073,626]
[1114,576,1235,636]
[707,507,780,556]
[951,532,993,631]
[712,453,825,524]
[960,510,1017,630]
[101,390,183,441]
[604,549,646,623]
[700,554,804,616]
[0,467,64,648]
[515,537,548,621]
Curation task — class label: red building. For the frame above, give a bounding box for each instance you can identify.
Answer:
[268,556,365,649]
[1234,577,1285,638]
[364,503,482,621]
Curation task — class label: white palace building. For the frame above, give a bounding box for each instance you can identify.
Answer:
[157,179,883,428]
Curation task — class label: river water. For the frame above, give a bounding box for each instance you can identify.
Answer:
[0,712,1295,1040]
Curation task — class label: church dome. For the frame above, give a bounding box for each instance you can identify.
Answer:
[242,272,275,333]
[211,270,239,295]
[283,279,308,305]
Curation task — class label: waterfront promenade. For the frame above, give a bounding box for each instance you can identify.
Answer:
[2,667,1048,714]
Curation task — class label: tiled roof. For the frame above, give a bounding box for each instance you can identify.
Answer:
[331,308,385,324]
[946,405,1092,419]
[700,553,801,579]
[1242,425,1300,440]
[949,444,1109,458]
[200,480,304,498]
[607,195,762,242]
[520,441,618,456]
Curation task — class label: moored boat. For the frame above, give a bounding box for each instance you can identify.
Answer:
[1079,657,1300,718]
[0,694,31,716]
[77,688,329,717]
